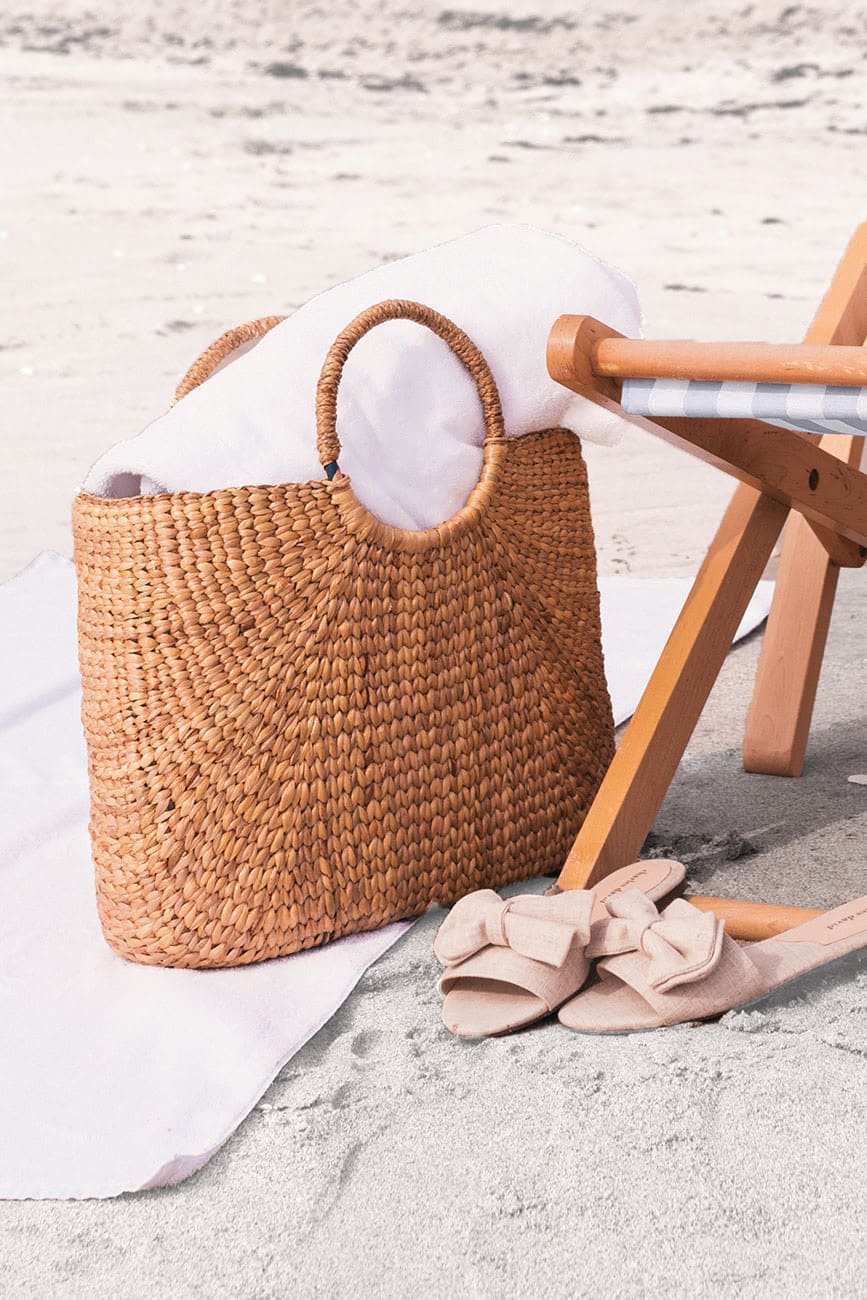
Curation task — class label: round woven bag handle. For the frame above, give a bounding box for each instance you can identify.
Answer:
[315,299,506,476]
[174,316,286,402]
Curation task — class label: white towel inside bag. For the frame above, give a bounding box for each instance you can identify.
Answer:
[84,225,641,527]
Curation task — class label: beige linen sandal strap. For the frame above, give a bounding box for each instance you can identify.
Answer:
[435,888,596,1037]
[560,892,769,1031]
[587,861,692,958]
[436,888,595,1002]
[561,891,867,1032]
[435,888,594,968]
[597,923,768,1019]
[743,893,867,987]
[434,860,690,1038]
[547,858,688,956]
[440,941,592,1012]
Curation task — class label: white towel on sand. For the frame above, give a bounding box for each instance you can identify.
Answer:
[84,226,640,525]
[0,553,772,1199]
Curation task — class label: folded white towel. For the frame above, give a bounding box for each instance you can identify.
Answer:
[84,226,640,528]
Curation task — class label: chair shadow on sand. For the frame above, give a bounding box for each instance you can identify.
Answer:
[646,712,867,907]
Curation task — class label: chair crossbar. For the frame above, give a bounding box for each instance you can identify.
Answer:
[594,337,867,386]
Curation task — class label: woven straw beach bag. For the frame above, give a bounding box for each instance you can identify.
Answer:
[73,300,615,968]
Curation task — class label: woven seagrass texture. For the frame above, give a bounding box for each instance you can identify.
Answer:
[73,301,614,968]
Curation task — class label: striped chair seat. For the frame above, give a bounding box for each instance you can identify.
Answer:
[621,378,867,437]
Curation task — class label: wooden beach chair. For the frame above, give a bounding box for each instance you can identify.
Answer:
[548,223,867,940]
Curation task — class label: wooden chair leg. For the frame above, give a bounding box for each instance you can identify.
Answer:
[744,222,867,774]
[556,483,828,938]
[555,224,867,937]
[557,484,788,892]
[688,896,824,939]
[744,434,865,776]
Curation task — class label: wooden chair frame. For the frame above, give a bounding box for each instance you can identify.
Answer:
[548,224,867,940]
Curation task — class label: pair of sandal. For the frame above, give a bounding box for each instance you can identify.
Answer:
[434,860,867,1036]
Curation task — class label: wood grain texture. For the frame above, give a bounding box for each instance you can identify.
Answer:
[594,336,867,385]
[807,517,866,569]
[688,896,824,940]
[743,515,842,777]
[546,314,623,401]
[743,221,867,776]
[548,322,867,549]
[804,221,867,349]
[552,223,867,938]
[548,314,867,564]
[556,485,788,891]
[626,411,867,548]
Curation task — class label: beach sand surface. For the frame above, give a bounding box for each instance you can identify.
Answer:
[0,3,865,1296]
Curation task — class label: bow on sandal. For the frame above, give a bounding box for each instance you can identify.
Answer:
[558,888,867,1032]
[434,859,686,1038]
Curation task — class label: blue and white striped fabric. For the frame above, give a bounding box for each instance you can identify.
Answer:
[621,378,867,436]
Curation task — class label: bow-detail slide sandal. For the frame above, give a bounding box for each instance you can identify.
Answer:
[434,858,686,1038]
[558,889,867,1032]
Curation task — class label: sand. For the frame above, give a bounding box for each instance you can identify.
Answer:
[1,1,865,1295]
[5,0,867,585]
